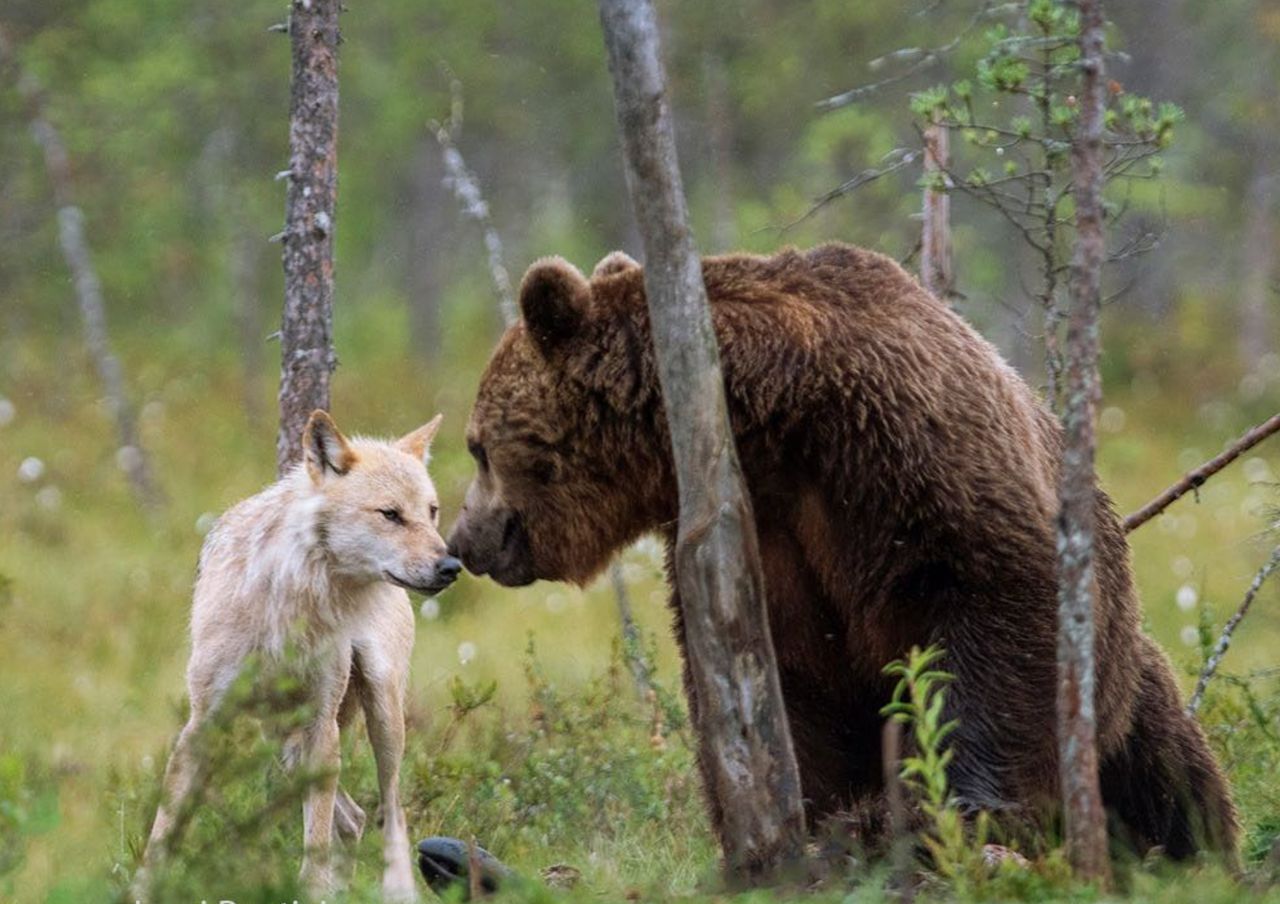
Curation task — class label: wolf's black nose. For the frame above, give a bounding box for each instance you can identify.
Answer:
[436,556,462,581]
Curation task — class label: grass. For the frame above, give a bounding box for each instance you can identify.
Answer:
[1,306,1279,902]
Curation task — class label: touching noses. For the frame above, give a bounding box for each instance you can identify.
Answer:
[435,556,462,583]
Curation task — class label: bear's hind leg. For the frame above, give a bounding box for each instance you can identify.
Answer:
[1099,639,1238,866]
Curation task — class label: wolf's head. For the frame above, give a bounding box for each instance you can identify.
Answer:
[303,410,461,596]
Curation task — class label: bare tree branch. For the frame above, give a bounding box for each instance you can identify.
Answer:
[815,2,995,112]
[430,79,518,328]
[1,27,162,511]
[1123,412,1280,532]
[776,148,919,232]
[1187,544,1280,716]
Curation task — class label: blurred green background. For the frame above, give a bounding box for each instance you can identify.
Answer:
[1,0,1279,900]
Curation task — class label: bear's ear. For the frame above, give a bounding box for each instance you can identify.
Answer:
[519,256,591,355]
[590,250,640,280]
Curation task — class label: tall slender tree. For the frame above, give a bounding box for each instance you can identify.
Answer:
[596,0,806,882]
[1055,0,1112,885]
[276,0,341,473]
[1,27,161,511]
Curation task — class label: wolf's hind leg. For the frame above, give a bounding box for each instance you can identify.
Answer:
[131,713,207,899]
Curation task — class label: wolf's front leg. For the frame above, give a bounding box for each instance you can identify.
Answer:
[298,714,342,895]
[362,669,416,901]
[297,647,352,896]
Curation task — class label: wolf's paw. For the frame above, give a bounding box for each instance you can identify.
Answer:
[300,858,341,898]
[383,866,419,904]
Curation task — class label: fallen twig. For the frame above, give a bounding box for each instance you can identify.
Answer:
[1123,412,1280,532]
[1187,543,1280,716]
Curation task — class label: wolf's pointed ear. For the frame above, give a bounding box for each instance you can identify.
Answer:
[304,410,357,483]
[396,414,442,467]
[519,256,590,356]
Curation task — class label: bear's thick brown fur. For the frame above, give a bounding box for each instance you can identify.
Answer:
[447,243,1238,862]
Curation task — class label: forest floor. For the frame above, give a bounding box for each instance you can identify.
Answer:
[2,318,1280,903]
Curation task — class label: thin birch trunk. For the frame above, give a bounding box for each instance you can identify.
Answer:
[432,89,517,329]
[1055,0,1112,885]
[597,0,806,881]
[276,0,341,475]
[1,29,161,510]
[920,115,953,300]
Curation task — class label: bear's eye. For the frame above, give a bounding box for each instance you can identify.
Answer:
[378,507,405,526]
[468,440,489,471]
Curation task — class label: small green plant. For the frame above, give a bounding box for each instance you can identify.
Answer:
[882,644,991,889]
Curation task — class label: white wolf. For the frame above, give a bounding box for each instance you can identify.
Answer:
[134,410,459,902]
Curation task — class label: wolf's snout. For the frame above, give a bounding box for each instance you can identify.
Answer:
[435,556,462,582]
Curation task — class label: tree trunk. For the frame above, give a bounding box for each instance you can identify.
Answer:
[1,29,162,511]
[920,115,953,300]
[277,0,341,475]
[1238,163,1275,369]
[597,0,806,882]
[1056,0,1112,886]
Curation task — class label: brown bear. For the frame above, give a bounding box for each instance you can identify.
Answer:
[447,242,1238,862]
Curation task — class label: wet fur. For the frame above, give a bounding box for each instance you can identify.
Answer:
[449,243,1238,865]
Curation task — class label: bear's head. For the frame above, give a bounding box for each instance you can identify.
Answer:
[447,252,671,586]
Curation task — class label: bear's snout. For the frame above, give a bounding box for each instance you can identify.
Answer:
[447,505,535,587]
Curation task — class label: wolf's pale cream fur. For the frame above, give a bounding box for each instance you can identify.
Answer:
[134,411,458,902]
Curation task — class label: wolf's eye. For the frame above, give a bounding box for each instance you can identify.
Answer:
[429,503,440,522]
[378,508,405,526]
